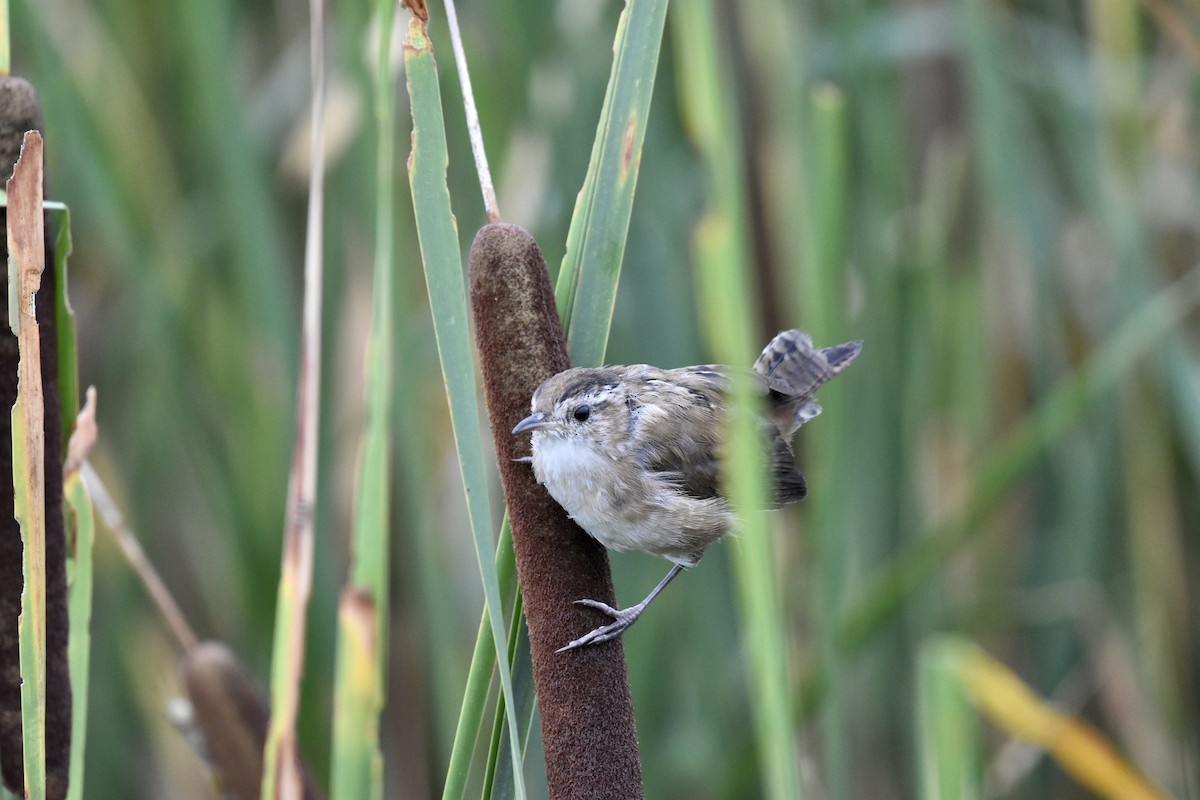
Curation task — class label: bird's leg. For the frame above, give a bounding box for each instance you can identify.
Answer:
[556,563,686,653]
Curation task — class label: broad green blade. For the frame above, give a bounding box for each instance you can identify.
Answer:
[556,0,669,367]
[404,19,526,799]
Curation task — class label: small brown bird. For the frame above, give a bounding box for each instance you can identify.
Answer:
[512,330,861,651]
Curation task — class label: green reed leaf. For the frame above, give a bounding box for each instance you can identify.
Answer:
[404,19,527,800]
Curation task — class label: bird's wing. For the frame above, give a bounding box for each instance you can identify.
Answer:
[625,366,726,501]
[628,366,806,507]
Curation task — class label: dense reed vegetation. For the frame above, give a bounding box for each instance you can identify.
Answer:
[7,0,1198,796]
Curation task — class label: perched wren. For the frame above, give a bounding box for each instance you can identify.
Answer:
[512,330,861,652]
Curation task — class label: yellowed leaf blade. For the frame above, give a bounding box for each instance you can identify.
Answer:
[8,130,48,800]
[331,589,381,800]
[959,644,1167,800]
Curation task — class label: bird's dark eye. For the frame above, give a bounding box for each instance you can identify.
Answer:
[573,405,591,422]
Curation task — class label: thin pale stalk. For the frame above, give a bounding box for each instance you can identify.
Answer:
[80,462,197,651]
[443,0,499,222]
[261,0,326,796]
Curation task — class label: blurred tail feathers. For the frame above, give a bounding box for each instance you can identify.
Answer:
[755,329,862,435]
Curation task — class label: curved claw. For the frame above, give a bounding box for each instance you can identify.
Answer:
[556,565,687,654]
[573,598,620,616]
[555,600,642,653]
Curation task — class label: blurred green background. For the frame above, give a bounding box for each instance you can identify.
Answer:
[9,0,1200,796]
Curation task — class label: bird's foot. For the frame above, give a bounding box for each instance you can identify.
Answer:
[555,599,644,653]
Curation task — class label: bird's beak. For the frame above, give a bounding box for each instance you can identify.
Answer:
[512,412,551,435]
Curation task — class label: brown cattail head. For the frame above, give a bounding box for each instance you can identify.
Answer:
[180,641,323,800]
[469,223,644,799]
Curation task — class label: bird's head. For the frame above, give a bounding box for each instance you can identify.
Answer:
[511,367,632,446]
